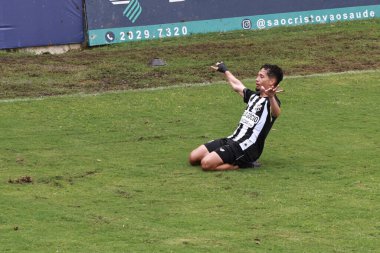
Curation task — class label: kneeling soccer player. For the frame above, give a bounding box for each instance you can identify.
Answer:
[189,62,283,171]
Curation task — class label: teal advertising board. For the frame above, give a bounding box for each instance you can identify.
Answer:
[85,0,380,46]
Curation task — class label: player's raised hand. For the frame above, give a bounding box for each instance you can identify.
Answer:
[261,85,283,97]
[211,62,228,73]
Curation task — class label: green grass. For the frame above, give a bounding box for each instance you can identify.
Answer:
[0,19,379,98]
[1,70,379,252]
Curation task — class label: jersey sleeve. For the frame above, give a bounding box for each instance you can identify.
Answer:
[243,88,255,104]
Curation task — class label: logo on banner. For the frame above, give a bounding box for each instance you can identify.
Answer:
[109,0,142,23]
[242,19,252,29]
[105,31,115,42]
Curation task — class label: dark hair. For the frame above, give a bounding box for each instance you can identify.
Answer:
[261,64,283,86]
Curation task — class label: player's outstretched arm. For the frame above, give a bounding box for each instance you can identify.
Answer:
[261,85,281,118]
[211,62,246,97]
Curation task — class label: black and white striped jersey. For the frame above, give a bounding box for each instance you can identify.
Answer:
[228,88,280,153]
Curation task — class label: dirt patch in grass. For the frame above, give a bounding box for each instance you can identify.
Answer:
[8,176,33,184]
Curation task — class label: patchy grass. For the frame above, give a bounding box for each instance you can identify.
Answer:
[0,70,379,252]
[0,19,379,99]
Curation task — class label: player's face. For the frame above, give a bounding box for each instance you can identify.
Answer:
[256,68,275,89]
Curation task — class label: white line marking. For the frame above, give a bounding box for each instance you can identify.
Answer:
[110,0,130,5]
[0,69,378,104]
[283,69,379,79]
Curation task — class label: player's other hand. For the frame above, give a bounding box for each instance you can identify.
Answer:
[261,85,279,97]
[211,62,228,73]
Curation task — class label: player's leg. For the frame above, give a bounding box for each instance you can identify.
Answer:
[201,151,238,171]
[189,139,227,166]
[189,144,209,165]
[215,163,239,170]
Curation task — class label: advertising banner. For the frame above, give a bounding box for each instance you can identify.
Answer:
[85,0,380,46]
[0,0,84,49]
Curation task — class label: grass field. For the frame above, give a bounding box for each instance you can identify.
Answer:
[1,69,379,252]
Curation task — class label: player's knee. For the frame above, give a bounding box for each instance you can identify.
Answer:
[189,150,202,166]
[189,146,208,166]
[189,154,197,165]
[188,151,198,166]
[201,157,215,171]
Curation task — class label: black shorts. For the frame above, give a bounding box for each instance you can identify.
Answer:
[204,138,256,168]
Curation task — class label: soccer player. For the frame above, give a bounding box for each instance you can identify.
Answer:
[189,62,283,171]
